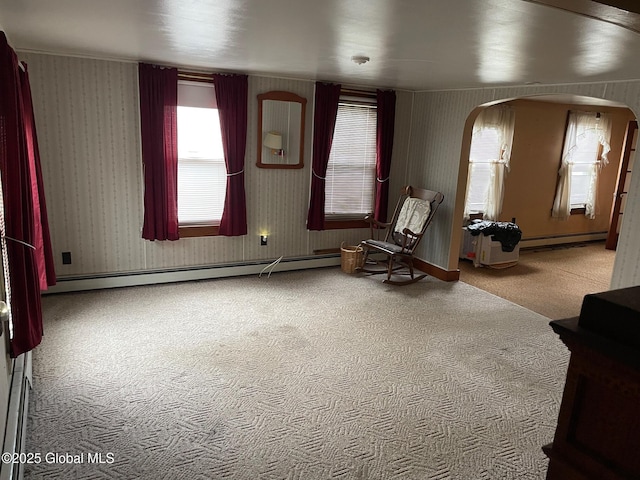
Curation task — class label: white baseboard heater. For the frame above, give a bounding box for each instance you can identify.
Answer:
[45,254,342,294]
[518,231,607,248]
[0,352,32,480]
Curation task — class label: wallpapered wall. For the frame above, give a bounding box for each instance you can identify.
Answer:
[20,51,640,288]
[20,52,413,278]
[406,82,640,289]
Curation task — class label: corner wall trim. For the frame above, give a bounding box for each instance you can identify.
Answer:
[45,255,342,294]
[414,258,460,282]
[0,352,32,480]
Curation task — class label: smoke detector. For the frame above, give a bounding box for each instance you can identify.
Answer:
[351,55,370,65]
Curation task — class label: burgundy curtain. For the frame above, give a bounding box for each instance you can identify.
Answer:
[307,82,341,230]
[375,89,396,222]
[19,64,56,289]
[213,74,248,236]
[0,32,56,356]
[138,63,179,241]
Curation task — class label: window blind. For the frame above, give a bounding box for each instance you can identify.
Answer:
[177,156,226,224]
[466,127,501,213]
[325,101,377,218]
[176,83,226,225]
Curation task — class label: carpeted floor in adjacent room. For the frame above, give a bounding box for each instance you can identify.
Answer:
[27,268,568,479]
[459,241,615,320]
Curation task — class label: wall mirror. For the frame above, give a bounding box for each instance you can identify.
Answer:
[257,91,306,169]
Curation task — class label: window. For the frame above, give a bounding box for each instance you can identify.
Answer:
[552,111,611,219]
[567,119,604,209]
[177,80,226,232]
[463,105,515,220]
[465,127,501,215]
[324,98,377,221]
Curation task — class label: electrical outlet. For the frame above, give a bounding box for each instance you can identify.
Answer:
[62,252,72,264]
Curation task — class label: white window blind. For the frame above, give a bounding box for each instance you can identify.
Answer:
[325,101,377,219]
[177,81,226,226]
[465,127,501,214]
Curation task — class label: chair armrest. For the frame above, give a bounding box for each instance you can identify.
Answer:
[364,215,392,240]
[364,215,391,228]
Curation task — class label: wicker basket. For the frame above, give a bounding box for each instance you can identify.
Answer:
[340,242,364,274]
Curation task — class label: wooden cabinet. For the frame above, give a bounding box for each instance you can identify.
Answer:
[544,286,640,480]
[607,120,637,251]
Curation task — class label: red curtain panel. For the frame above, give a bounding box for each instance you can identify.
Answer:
[19,64,56,289]
[213,73,248,237]
[138,63,179,241]
[375,89,396,223]
[0,32,56,356]
[306,82,341,230]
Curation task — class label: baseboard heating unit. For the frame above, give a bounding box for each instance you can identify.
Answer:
[44,254,343,294]
[0,352,32,480]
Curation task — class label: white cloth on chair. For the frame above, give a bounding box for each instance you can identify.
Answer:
[394,198,431,235]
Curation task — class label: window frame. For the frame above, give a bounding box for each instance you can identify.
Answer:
[176,72,224,238]
[463,105,515,221]
[324,90,377,230]
[464,126,504,216]
[568,139,603,212]
[552,110,612,220]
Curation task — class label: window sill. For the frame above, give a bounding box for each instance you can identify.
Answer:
[179,225,220,237]
[570,207,586,215]
[324,219,369,230]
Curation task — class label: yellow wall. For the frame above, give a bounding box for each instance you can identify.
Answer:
[495,99,635,241]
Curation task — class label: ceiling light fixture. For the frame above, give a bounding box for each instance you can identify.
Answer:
[351,55,370,65]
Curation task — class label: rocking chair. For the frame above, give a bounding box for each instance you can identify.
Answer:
[357,186,444,285]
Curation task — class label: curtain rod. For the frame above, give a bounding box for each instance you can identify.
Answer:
[341,87,376,99]
[178,71,213,83]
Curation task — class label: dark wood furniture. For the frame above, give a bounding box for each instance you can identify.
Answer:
[544,286,640,480]
[357,186,444,285]
[606,120,637,250]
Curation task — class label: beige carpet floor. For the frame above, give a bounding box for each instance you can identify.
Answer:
[459,241,615,320]
[27,268,568,479]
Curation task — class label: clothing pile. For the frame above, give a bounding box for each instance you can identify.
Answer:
[466,220,522,252]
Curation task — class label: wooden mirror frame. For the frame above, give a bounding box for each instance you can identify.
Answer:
[257,91,307,169]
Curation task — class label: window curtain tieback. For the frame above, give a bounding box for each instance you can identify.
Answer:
[3,235,36,250]
[376,176,390,183]
[312,170,326,180]
[226,169,244,177]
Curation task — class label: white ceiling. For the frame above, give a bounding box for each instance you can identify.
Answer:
[3,0,640,91]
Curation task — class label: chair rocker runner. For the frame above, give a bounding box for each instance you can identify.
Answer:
[357,186,444,285]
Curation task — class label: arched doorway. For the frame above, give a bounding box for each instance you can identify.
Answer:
[453,94,635,318]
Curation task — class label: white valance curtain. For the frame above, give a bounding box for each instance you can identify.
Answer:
[464,105,515,220]
[551,111,612,220]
